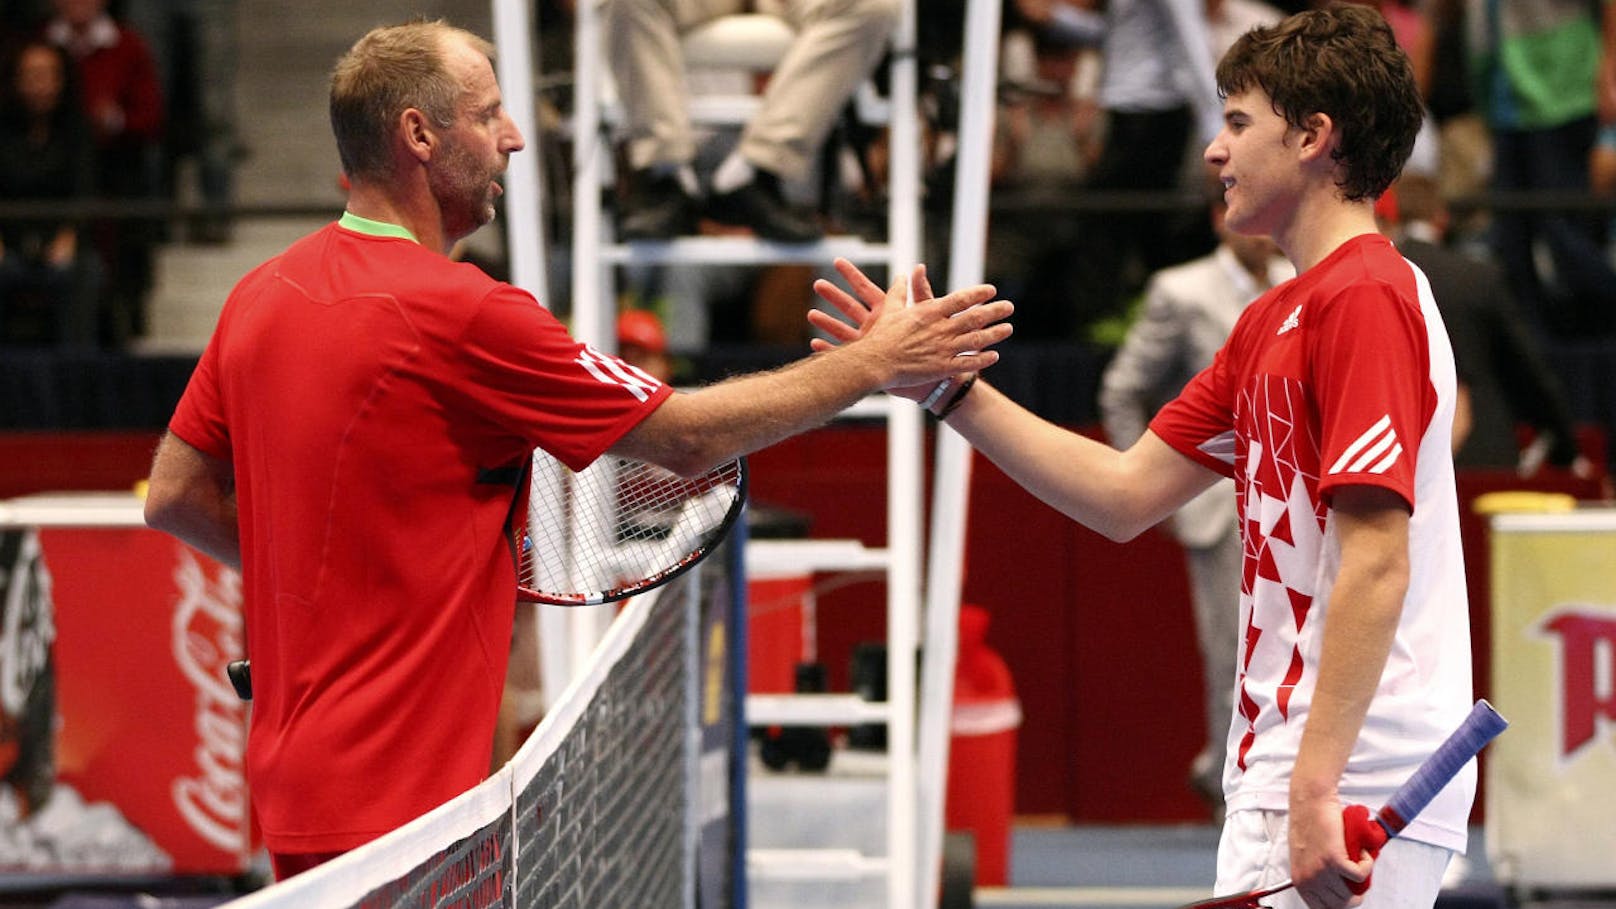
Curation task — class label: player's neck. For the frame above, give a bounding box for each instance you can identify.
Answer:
[345,183,451,255]
[1278,194,1381,275]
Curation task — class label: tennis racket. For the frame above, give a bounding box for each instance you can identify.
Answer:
[1178,699,1509,909]
[513,453,747,606]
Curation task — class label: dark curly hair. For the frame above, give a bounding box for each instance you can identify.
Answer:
[1215,2,1421,201]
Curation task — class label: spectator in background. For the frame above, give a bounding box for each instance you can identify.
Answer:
[603,0,900,243]
[1380,175,1591,477]
[1420,0,1489,247]
[986,22,1103,339]
[0,38,101,346]
[1098,181,1292,819]
[120,0,241,245]
[1013,0,1225,336]
[616,307,676,383]
[42,0,163,346]
[994,0,1280,340]
[995,25,1103,192]
[1466,0,1616,336]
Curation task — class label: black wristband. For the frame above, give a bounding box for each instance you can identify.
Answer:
[935,373,977,420]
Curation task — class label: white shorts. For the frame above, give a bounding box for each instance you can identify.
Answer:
[1215,809,1454,908]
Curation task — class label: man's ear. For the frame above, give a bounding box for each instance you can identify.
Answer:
[400,108,434,164]
[1296,111,1336,164]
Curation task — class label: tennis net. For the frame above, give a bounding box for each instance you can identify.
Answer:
[220,571,712,909]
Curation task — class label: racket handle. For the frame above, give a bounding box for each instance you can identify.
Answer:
[1342,803,1388,895]
[1338,700,1506,897]
[1377,700,1508,836]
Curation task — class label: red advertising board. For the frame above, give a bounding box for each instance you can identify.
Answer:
[1,493,253,878]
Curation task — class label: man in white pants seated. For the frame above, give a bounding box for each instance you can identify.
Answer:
[605,0,900,242]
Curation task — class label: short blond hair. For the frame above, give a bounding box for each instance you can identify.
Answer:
[329,19,495,183]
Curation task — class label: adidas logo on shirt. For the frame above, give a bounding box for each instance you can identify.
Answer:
[1329,414,1403,475]
[1277,304,1302,336]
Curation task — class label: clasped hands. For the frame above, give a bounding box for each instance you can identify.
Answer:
[808,257,1013,397]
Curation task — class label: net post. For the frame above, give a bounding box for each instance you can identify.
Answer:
[727,510,751,908]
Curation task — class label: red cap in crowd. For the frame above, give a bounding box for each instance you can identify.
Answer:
[617,309,668,354]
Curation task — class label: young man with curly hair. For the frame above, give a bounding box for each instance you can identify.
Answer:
[815,5,1468,905]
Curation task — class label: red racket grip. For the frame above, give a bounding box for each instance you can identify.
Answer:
[1341,803,1390,895]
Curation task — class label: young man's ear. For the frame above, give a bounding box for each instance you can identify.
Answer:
[1296,111,1336,163]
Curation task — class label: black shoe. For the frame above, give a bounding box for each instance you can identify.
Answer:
[619,169,697,240]
[706,171,822,243]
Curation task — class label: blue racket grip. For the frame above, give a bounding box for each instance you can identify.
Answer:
[1376,699,1508,836]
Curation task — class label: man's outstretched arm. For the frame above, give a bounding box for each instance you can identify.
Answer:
[614,273,1013,476]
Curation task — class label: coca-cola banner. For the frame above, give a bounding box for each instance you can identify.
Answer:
[0,495,252,877]
[1487,509,1616,889]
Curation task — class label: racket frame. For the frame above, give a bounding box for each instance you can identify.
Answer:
[514,455,748,606]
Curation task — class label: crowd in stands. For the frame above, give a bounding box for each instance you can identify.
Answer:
[0,0,237,349]
[585,0,1613,479]
[582,0,1616,358]
[984,0,1616,345]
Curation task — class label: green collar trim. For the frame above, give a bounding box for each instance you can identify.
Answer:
[339,211,419,243]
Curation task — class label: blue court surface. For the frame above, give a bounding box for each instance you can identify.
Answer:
[10,824,1613,908]
[978,823,1611,909]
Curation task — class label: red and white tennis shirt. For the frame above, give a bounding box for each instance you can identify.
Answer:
[1151,233,1475,851]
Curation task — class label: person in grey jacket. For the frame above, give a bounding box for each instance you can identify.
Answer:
[1098,190,1291,817]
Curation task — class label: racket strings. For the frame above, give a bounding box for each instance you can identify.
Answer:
[610,461,731,543]
[517,456,744,604]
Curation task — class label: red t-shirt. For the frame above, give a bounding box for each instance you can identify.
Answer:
[169,222,671,853]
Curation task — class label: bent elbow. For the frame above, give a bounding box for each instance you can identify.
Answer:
[1094,514,1154,544]
[662,446,727,479]
[621,395,732,478]
[1050,507,1141,543]
[642,430,725,479]
[143,485,179,533]
[1101,523,1143,544]
[1073,492,1181,542]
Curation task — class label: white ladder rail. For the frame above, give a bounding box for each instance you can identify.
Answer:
[491,0,547,303]
[916,0,1004,901]
[492,0,620,727]
[568,0,611,352]
[558,1,927,905]
[883,1,926,906]
[746,694,891,727]
[600,235,892,267]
